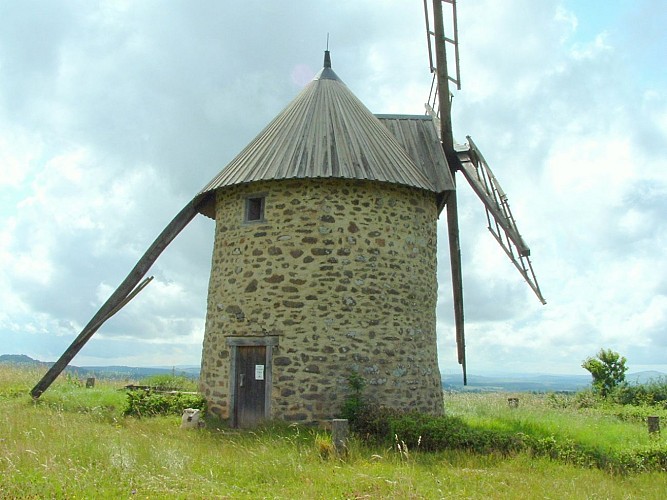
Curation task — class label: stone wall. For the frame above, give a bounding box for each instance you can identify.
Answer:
[200,177,443,423]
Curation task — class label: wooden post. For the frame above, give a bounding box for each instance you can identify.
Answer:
[331,419,349,456]
[648,416,660,436]
[508,397,519,408]
[85,377,95,388]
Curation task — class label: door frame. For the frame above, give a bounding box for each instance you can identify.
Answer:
[226,336,279,427]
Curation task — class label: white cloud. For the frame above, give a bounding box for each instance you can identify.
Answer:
[1,0,665,376]
[434,0,667,375]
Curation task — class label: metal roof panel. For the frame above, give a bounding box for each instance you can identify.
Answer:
[376,115,455,194]
[200,62,440,196]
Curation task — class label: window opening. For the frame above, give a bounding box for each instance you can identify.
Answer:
[245,196,265,222]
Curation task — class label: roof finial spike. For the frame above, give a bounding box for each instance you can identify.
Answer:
[324,33,331,68]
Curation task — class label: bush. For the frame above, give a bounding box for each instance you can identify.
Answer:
[350,403,403,439]
[339,373,365,423]
[546,392,574,409]
[391,413,525,455]
[123,390,206,417]
[527,435,614,469]
[613,448,667,474]
[573,389,603,409]
[140,374,198,392]
[612,378,667,407]
[606,403,665,423]
[352,405,524,455]
[350,404,667,473]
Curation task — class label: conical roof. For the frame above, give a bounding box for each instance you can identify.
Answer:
[200,53,442,200]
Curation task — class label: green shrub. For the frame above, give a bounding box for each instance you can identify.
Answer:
[390,413,525,455]
[353,406,523,455]
[546,392,574,409]
[608,403,666,423]
[527,435,604,469]
[612,448,667,474]
[139,374,198,392]
[339,373,365,422]
[351,404,667,473]
[644,377,667,404]
[123,390,206,417]
[573,389,602,409]
[351,404,403,439]
[612,378,667,407]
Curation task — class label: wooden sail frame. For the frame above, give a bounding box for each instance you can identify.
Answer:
[424,0,545,384]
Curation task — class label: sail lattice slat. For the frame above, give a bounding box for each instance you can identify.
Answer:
[457,136,546,305]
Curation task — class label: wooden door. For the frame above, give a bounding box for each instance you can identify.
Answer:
[234,346,266,428]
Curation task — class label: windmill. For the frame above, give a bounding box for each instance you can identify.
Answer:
[31,1,544,401]
[423,0,546,384]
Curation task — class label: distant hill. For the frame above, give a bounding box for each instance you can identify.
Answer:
[0,354,49,365]
[443,370,667,393]
[442,373,591,393]
[625,371,667,384]
[3,354,663,391]
[0,354,199,380]
[75,365,199,380]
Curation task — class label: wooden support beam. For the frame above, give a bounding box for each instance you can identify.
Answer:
[30,193,212,399]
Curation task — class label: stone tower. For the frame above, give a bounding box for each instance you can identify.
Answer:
[198,52,455,427]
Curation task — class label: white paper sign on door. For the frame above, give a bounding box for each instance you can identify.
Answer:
[255,364,265,380]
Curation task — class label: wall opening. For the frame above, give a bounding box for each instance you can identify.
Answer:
[244,195,266,222]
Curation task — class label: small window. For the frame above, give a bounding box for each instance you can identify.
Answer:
[245,195,265,222]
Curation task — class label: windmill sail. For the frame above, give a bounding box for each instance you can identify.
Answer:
[424,0,461,92]
[446,190,466,382]
[426,0,468,383]
[424,0,545,384]
[457,137,546,304]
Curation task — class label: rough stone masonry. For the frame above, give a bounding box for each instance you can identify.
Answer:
[200,177,443,423]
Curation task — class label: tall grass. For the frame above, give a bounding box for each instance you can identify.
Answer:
[444,392,660,450]
[1,366,667,498]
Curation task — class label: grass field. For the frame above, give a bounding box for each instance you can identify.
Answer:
[445,391,666,453]
[1,365,666,499]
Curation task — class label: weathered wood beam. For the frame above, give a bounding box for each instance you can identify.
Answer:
[430,0,467,384]
[432,0,455,155]
[30,193,213,398]
[446,189,466,385]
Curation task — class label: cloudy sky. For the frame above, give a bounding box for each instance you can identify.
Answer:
[1,0,665,377]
